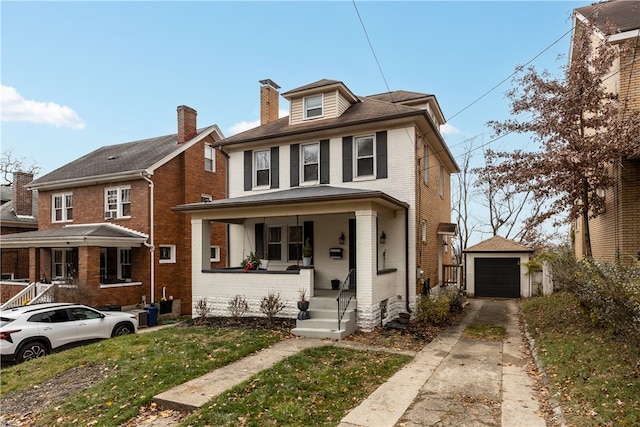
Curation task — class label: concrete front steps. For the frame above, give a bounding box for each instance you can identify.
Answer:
[291,291,357,340]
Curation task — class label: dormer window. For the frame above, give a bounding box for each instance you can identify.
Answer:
[304,94,323,119]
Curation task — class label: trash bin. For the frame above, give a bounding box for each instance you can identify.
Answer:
[146,306,159,327]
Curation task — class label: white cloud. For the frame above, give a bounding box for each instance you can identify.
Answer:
[227,108,288,136]
[440,122,460,136]
[1,85,85,129]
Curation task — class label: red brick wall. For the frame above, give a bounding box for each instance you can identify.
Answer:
[32,133,227,313]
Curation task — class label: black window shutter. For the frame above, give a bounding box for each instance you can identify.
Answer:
[255,223,264,258]
[342,136,353,182]
[376,131,387,179]
[244,150,253,191]
[290,144,299,187]
[270,147,279,189]
[320,139,329,184]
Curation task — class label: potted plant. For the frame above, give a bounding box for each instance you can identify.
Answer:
[241,251,261,271]
[297,288,310,320]
[302,238,312,267]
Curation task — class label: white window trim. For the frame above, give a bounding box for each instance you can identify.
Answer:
[201,194,213,203]
[105,186,131,219]
[354,134,376,179]
[52,248,73,280]
[265,224,304,262]
[52,192,73,223]
[267,225,283,261]
[210,245,220,262]
[205,144,216,172]
[159,245,176,264]
[301,142,320,184]
[303,94,323,120]
[254,149,271,189]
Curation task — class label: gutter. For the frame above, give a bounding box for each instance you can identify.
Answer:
[141,173,155,304]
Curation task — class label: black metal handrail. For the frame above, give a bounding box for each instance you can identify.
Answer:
[336,269,356,331]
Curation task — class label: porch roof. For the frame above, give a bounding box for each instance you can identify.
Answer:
[173,185,409,221]
[0,223,149,248]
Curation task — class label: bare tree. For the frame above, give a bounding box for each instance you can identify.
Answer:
[1,148,40,184]
[480,19,640,258]
[451,136,479,262]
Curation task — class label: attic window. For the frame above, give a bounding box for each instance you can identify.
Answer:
[304,94,323,119]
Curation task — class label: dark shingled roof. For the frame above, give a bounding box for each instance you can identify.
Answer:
[174,185,409,212]
[217,96,425,147]
[576,0,640,35]
[29,126,219,187]
[366,90,436,104]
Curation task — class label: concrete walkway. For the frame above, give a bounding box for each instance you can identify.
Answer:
[152,299,546,426]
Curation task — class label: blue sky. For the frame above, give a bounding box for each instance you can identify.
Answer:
[2,1,583,241]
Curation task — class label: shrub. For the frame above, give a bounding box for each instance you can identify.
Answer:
[547,249,640,345]
[260,291,285,323]
[445,286,464,314]
[228,295,249,319]
[415,293,451,326]
[194,297,212,324]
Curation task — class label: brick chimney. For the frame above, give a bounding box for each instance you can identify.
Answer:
[13,171,34,217]
[259,79,281,125]
[177,105,197,143]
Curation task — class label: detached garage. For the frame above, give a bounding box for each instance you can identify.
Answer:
[463,236,534,298]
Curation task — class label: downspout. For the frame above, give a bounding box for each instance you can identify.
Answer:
[405,206,411,313]
[141,173,155,304]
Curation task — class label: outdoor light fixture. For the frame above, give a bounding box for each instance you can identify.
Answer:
[443,239,448,247]
[339,232,345,245]
[380,231,387,244]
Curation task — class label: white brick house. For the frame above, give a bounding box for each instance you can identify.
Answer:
[175,79,459,338]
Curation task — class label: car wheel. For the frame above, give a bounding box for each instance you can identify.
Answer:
[112,324,133,337]
[17,341,48,363]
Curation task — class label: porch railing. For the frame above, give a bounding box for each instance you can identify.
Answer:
[443,264,462,287]
[336,269,356,331]
[0,283,55,310]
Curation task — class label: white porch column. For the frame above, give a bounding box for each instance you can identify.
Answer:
[191,218,211,274]
[355,209,377,308]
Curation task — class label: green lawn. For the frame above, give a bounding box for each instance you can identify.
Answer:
[521,292,640,426]
[1,326,411,427]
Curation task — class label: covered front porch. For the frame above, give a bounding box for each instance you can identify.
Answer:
[178,185,411,337]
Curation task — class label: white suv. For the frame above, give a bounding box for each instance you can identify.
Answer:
[1,303,138,363]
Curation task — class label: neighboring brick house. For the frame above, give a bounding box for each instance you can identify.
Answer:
[175,79,459,337]
[572,1,640,265]
[0,172,38,302]
[0,106,227,314]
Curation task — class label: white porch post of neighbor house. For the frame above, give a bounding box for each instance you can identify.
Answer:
[355,209,377,329]
[191,218,210,278]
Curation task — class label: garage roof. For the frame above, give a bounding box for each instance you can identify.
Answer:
[463,235,533,253]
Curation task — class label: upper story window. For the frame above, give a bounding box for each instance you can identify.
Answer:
[355,135,375,177]
[302,143,319,182]
[205,144,215,172]
[105,186,131,219]
[52,193,73,222]
[254,149,270,187]
[304,94,323,119]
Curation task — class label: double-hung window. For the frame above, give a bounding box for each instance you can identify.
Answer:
[254,149,270,187]
[52,193,73,222]
[205,144,215,172]
[301,143,319,183]
[304,94,323,119]
[52,248,74,280]
[288,226,303,261]
[105,187,131,219]
[267,226,282,261]
[355,135,375,177]
[119,249,131,280]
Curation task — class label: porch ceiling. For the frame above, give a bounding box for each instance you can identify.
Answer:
[0,223,149,248]
[173,185,409,222]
